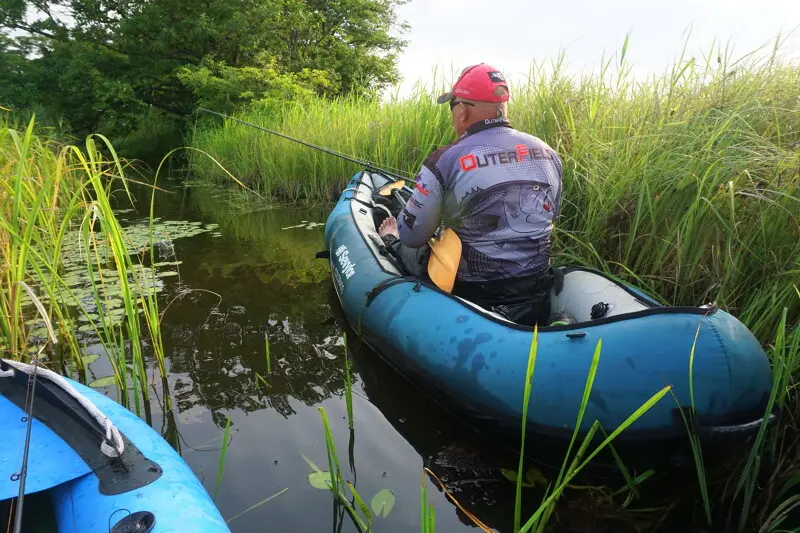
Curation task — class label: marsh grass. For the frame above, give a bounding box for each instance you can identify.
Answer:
[264,329,272,375]
[214,415,232,501]
[672,322,712,525]
[308,327,672,532]
[420,470,436,533]
[0,114,171,414]
[720,301,800,532]
[510,330,672,533]
[343,332,354,430]
[191,40,800,345]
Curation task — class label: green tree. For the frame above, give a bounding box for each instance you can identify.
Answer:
[0,0,408,156]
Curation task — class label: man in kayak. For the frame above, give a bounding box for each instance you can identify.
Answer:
[379,63,563,326]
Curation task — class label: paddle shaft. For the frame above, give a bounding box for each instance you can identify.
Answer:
[197,108,416,184]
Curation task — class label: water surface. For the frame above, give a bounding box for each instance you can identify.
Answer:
[103,181,529,533]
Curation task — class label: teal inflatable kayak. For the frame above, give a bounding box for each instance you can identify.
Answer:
[322,170,775,449]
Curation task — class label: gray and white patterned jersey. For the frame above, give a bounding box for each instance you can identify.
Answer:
[397,118,563,282]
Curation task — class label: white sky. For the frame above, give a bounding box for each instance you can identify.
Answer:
[392,0,800,95]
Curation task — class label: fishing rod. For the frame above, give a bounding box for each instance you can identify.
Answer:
[197,108,416,184]
[12,352,41,533]
[11,282,58,533]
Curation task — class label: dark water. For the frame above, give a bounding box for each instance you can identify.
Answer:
[100,180,543,533]
[84,179,724,533]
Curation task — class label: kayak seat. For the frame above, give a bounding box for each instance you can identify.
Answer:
[549,270,652,323]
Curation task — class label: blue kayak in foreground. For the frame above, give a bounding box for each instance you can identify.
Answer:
[1,359,229,533]
[323,170,775,447]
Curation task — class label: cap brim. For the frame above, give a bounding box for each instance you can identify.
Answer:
[436,92,455,105]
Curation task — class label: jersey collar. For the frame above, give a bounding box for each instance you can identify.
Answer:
[460,117,512,138]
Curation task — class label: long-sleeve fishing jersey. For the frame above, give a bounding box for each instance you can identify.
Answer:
[397,118,563,282]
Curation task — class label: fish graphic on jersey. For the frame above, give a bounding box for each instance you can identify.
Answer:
[458,181,555,239]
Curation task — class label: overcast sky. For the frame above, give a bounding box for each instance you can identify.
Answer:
[392,0,800,95]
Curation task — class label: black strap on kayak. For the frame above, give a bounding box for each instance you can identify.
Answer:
[365,277,421,307]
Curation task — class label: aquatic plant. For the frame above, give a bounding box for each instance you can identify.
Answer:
[307,327,671,532]
[190,39,800,346]
[302,406,397,532]
[343,332,354,430]
[0,114,202,415]
[214,415,232,501]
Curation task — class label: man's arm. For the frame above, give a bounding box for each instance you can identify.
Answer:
[397,166,442,248]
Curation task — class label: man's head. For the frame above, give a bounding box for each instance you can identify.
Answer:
[437,63,510,136]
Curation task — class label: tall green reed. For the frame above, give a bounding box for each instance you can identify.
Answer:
[511,328,671,533]
[0,114,169,414]
[343,332,354,430]
[190,40,799,345]
[214,415,232,501]
[724,301,800,532]
[671,323,712,526]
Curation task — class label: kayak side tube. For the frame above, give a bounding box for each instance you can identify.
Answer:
[324,171,774,443]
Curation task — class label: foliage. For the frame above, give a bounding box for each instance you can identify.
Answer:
[0,112,181,416]
[0,0,408,156]
[303,407,397,532]
[178,57,334,113]
[190,41,800,345]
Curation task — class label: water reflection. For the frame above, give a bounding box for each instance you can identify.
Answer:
[140,183,343,423]
[137,181,522,531]
[116,181,658,533]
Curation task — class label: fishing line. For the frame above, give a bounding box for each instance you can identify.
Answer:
[197,108,416,184]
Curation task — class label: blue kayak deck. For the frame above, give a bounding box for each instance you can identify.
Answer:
[0,394,92,499]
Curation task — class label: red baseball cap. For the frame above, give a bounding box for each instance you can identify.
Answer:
[437,63,510,105]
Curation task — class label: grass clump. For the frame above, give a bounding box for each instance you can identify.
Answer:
[0,112,170,415]
[190,39,799,344]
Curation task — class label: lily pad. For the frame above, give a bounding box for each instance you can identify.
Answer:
[88,375,117,388]
[82,354,101,365]
[308,471,333,490]
[370,488,395,518]
[525,468,548,488]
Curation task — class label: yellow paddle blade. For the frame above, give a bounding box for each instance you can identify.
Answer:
[427,228,461,293]
[378,180,405,196]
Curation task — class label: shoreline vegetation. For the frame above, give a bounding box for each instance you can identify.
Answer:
[189,44,799,344]
[0,113,170,418]
[187,42,800,529]
[1,39,799,532]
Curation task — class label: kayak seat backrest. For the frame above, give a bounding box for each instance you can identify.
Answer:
[550,270,651,323]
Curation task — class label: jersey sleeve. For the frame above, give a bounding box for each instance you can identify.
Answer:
[397,166,442,248]
[552,151,564,218]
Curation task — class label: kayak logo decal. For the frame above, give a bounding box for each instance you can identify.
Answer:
[335,245,356,279]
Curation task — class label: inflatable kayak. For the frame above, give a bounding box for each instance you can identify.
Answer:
[322,170,775,447]
[0,359,229,533]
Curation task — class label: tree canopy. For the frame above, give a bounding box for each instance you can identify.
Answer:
[0,0,408,156]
